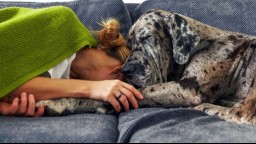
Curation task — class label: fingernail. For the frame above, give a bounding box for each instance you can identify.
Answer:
[14,98,19,103]
[29,94,34,98]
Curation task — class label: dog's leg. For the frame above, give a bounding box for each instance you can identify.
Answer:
[36,98,114,116]
[138,80,203,108]
[194,75,256,125]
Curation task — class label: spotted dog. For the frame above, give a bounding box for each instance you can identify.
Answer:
[37,9,256,125]
[122,9,256,125]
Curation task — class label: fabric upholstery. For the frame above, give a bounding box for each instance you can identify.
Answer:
[0,114,118,143]
[118,108,256,143]
[0,0,133,36]
[132,0,256,36]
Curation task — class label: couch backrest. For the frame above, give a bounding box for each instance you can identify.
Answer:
[0,0,255,36]
[131,0,256,36]
[0,0,133,36]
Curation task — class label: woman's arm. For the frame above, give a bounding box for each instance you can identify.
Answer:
[8,77,143,112]
[10,77,90,101]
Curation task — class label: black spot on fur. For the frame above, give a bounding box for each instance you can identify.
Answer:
[183,26,188,33]
[218,41,226,45]
[155,21,162,29]
[228,40,250,60]
[176,29,182,40]
[147,22,153,26]
[150,87,155,92]
[211,84,221,93]
[225,48,232,54]
[235,110,242,118]
[177,94,185,99]
[154,11,162,16]
[237,34,244,38]
[251,79,255,87]
[241,55,249,70]
[140,35,151,42]
[163,25,172,38]
[179,77,199,90]
[228,35,238,41]
[250,43,256,49]
[174,14,182,27]
[172,23,176,29]
[207,39,215,44]
[202,107,210,112]
[243,81,246,86]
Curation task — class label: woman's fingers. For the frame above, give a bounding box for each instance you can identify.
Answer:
[1,93,44,117]
[34,105,44,117]
[108,96,122,112]
[9,98,19,115]
[110,81,143,112]
[116,93,130,112]
[17,92,28,115]
[122,82,143,100]
[119,87,139,110]
[25,94,36,116]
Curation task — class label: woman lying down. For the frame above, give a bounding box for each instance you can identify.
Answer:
[1,7,256,125]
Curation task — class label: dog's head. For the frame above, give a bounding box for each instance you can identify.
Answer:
[122,50,149,88]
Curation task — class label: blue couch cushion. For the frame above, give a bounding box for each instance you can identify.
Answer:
[0,114,118,143]
[0,0,133,36]
[118,108,256,143]
[132,0,256,36]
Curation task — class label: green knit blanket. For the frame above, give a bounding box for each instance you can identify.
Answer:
[0,6,97,98]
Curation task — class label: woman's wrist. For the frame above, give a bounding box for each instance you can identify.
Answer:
[64,79,91,99]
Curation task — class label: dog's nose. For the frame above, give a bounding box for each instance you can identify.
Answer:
[122,62,145,88]
[122,63,133,76]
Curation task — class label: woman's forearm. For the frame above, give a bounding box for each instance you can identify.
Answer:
[4,77,143,113]
[10,77,90,101]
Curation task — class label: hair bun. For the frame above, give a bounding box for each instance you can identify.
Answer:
[96,18,131,64]
[97,18,125,50]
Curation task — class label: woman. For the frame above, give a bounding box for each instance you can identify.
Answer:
[0,6,143,117]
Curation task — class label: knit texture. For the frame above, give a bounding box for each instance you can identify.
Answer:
[0,6,97,98]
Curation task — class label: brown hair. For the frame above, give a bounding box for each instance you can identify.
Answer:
[97,18,131,64]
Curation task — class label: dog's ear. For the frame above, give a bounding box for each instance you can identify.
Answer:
[171,14,200,65]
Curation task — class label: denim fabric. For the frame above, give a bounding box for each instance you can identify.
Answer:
[118,108,256,143]
[0,0,133,36]
[132,0,256,36]
[0,114,118,143]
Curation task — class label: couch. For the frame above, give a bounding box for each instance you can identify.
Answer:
[1,0,256,142]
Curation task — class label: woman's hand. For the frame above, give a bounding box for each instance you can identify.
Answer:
[88,80,143,112]
[0,92,44,117]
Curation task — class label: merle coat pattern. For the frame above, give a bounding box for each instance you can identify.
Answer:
[37,10,256,125]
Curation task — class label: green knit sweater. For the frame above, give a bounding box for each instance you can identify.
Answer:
[0,6,97,98]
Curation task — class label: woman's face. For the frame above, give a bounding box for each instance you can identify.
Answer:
[70,48,123,81]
